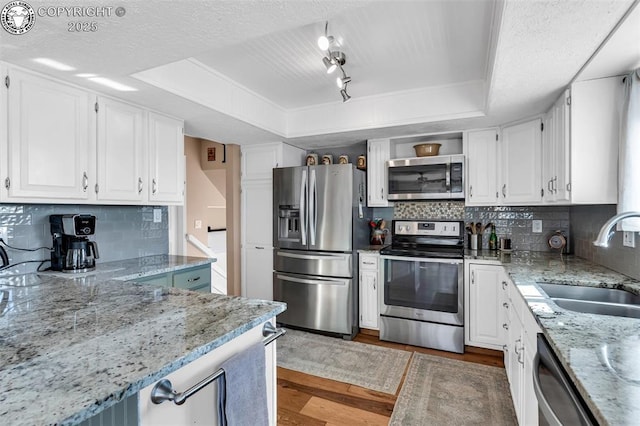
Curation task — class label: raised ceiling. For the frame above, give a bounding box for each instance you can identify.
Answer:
[1,0,638,148]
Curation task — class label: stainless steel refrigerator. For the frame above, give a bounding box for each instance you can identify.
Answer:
[272,163,370,339]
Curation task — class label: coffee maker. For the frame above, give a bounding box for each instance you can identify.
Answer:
[50,214,100,273]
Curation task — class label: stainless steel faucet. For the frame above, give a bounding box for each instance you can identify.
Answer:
[593,211,640,247]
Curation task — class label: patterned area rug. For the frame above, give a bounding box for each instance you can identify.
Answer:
[390,353,517,425]
[277,329,411,395]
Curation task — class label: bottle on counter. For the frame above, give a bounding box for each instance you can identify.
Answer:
[489,224,498,251]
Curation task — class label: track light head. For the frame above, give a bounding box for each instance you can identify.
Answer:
[336,75,351,89]
[340,88,351,102]
[317,35,334,51]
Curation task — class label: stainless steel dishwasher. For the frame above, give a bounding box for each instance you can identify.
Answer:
[533,334,596,426]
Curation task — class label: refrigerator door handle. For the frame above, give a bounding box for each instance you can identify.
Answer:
[309,168,317,246]
[277,251,349,261]
[276,274,348,286]
[300,169,308,245]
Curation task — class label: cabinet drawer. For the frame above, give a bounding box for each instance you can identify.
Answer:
[174,265,211,292]
[359,255,379,270]
[134,273,171,287]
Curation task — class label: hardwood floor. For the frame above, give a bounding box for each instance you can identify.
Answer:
[277,331,503,425]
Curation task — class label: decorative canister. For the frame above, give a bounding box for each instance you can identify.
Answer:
[357,155,366,170]
[338,155,349,164]
[306,153,318,166]
[322,154,333,165]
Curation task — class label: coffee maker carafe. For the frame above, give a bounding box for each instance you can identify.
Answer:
[50,214,100,273]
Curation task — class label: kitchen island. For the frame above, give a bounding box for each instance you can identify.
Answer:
[0,255,286,425]
[500,252,640,426]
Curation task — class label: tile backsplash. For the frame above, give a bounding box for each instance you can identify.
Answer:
[570,204,640,281]
[394,201,465,220]
[465,205,570,252]
[0,204,168,275]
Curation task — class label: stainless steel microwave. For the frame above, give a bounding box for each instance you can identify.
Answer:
[387,154,465,200]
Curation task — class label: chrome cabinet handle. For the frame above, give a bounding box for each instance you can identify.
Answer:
[471,270,475,285]
[152,178,157,194]
[502,281,508,290]
[373,276,376,290]
[503,302,509,309]
[138,177,143,194]
[503,323,509,330]
[548,179,553,192]
[469,185,473,197]
[502,184,506,197]
[502,344,508,352]
[82,172,88,192]
[187,276,201,283]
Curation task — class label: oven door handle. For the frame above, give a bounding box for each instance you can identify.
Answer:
[380,255,463,264]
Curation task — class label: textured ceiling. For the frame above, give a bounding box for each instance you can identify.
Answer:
[0,0,637,148]
[193,1,494,108]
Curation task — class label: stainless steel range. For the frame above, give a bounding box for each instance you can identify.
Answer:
[379,220,464,353]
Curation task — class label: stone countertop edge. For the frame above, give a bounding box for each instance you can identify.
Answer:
[499,252,640,426]
[357,245,388,253]
[0,254,286,426]
[61,303,286,426]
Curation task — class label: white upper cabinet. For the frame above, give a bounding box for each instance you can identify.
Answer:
[500,119,542,204]
[569,76,621,204]
[464,129,499,206]
[5,67,94,201]
[96,97,146,203]
[148,112,185,204]
[542,91,571,204]
[366,138,391,207]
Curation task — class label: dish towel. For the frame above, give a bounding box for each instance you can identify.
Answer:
[217,342,268,426]
[618,68,640,231]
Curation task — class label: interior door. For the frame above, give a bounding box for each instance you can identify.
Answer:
[308,164,352,252]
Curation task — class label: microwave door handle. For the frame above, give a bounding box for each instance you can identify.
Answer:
[445,164,451,191]
[300,169,307,246]
[309,168,317,246]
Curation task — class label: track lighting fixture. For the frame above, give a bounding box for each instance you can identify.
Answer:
[318,21,352,102]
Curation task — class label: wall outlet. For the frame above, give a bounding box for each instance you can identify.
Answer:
[153,208,162,223]
[194,220,202,229]
[532,220,543,233]
[0,226,7,242]
[623,231,636,248]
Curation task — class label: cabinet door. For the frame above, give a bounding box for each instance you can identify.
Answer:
[552,92,570,202]
[241,143,282,181]
[366,139,391,207]
[242,246,273,300]
[468,263,503,349]
[96,97,145,202]
[501,119,542,204]
[570,77,621,204]
[542,109,556,203]
[148,112,184,204]
[507,306,524,423]
[241,180,273,247]
[6,68,94,200]
[464,129,499,205]
[359,254,379,330]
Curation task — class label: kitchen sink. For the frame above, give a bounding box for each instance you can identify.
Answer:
[538,283,640,305]
[538,283,640,319]
[552,298,640,319]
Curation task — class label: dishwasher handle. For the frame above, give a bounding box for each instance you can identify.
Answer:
[532,352,563,426]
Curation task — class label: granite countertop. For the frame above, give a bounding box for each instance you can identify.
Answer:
[499,252,640,426]
[0,255,286,426]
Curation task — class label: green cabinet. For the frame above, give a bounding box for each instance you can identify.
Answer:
[129,264,211,293]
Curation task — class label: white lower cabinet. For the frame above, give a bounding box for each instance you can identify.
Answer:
[243,246,274,300]
[138,321,277,425]
[465,261,504,350]
[358,252,380,330]
[504,277,541,425]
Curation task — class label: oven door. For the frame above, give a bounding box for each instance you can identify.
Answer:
[380,255,463,325]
